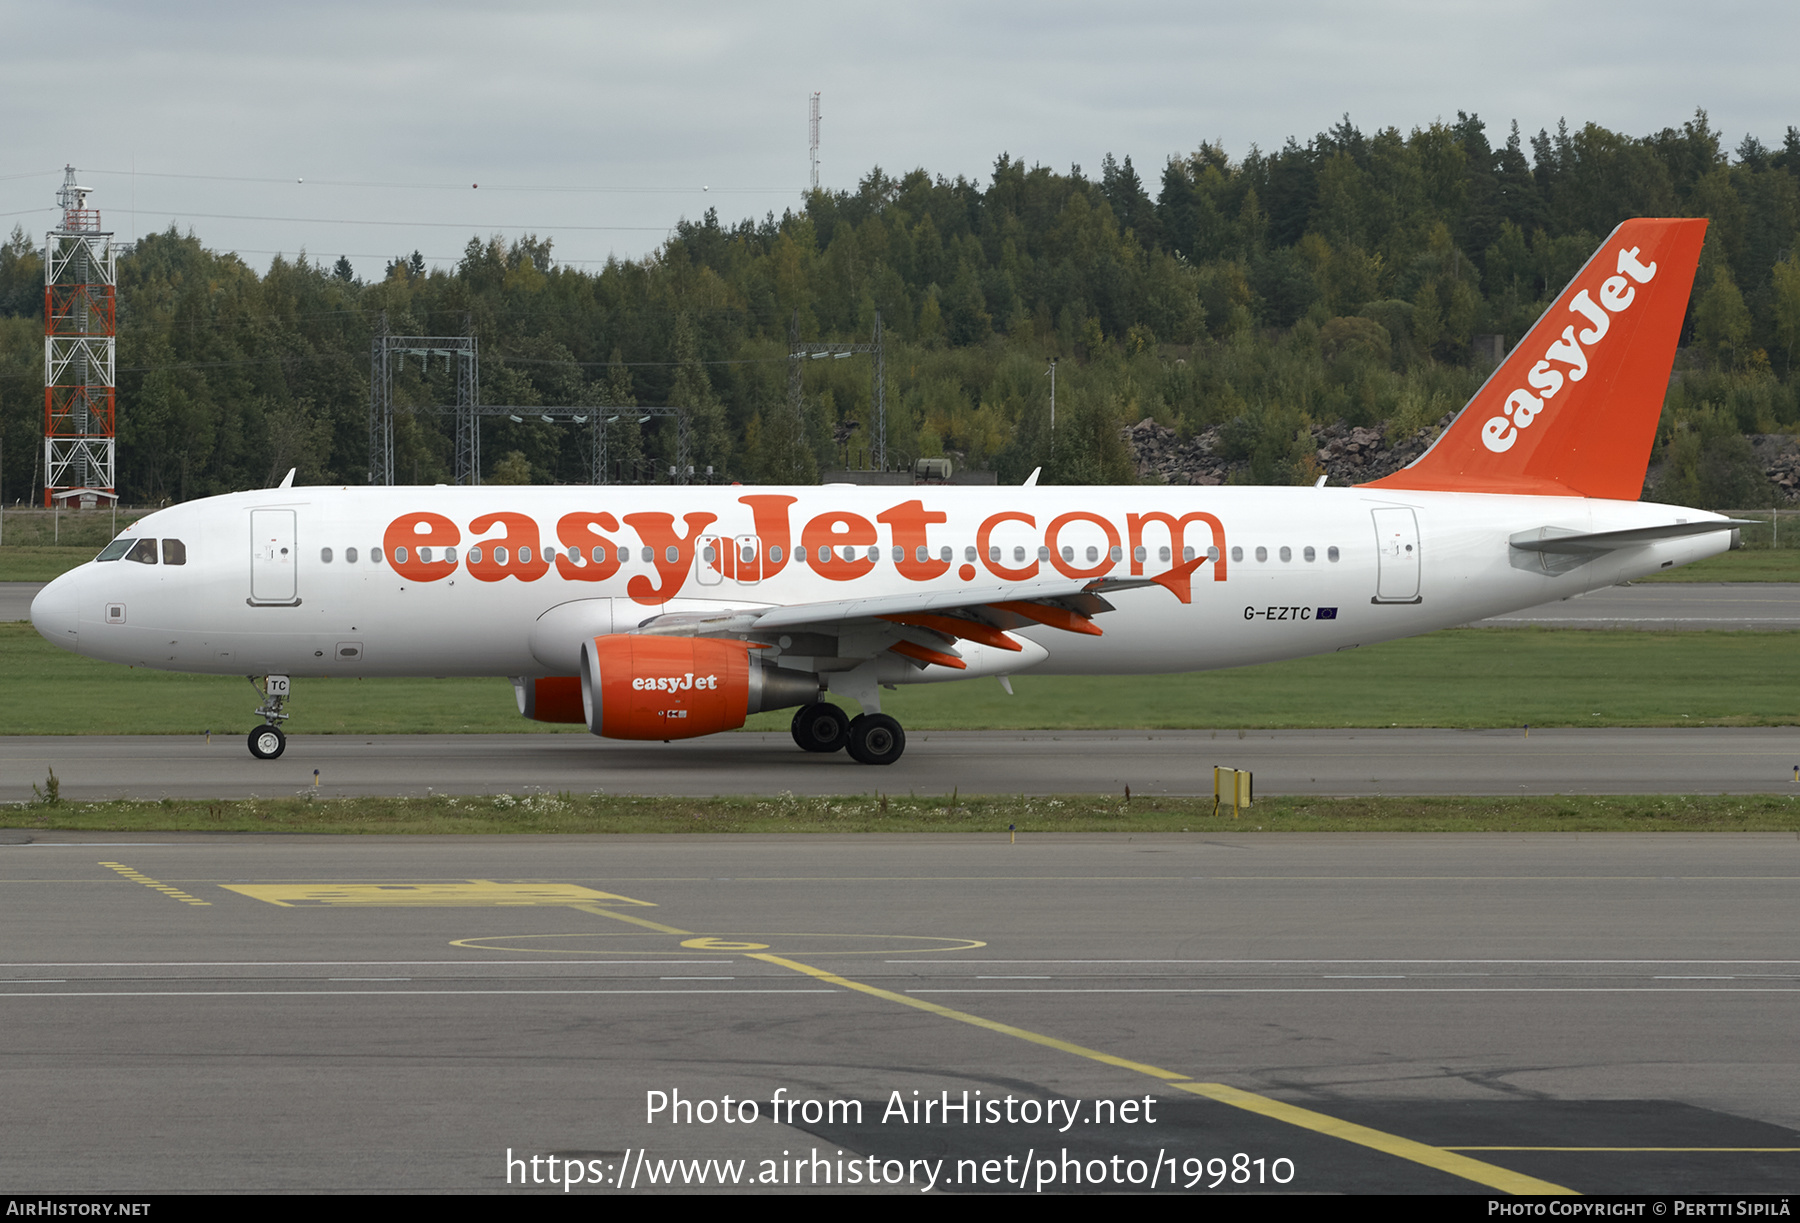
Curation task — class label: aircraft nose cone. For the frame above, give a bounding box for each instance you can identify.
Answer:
[30,570,81,651]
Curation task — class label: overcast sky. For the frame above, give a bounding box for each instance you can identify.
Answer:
[1,1,1793,279]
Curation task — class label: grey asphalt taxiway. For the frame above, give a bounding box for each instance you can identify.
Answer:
[4,726,1799,801]
[3,832,1797,1194]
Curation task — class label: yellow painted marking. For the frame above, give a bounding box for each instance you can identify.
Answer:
[748,953,1191,1081]
[449,931,988,955]
[97,862,211,906]
[1447,1146,1800,1153]
[750,951,1576,1196]
[680,937,771,951]
[223,881,658,909]
[1174,1082,1574,1196]
[567,903,693,935]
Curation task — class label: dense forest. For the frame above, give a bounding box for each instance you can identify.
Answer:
[2,110,1798,509]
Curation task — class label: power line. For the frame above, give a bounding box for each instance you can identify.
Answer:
[130,209,676,232]
[84,169,800,194]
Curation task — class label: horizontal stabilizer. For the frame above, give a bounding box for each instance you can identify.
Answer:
[1509,519,1750,555]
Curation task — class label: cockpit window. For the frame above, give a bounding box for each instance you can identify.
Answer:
[162,539,186,566]
[95,538,134,562]
[125,538,159,565]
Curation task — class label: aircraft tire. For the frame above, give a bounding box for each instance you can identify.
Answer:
[846,713,905,765]
[248,725,286,760]
[790,702,851,753]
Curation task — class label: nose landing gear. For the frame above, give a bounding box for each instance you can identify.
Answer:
[247,674,290,760]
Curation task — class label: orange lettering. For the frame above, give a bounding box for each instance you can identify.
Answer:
[1045,511,1120,579]
[877,499,951,581]
[801,511,877,582]
[468,512,551,583]
[554,511,622,583]
[977,511,1038,580]
[383,512,460,582]
[738,494,798,581]
[624,511,717,604]
[1127,511,1228,581]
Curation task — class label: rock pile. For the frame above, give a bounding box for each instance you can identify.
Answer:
[1123,416,1447,486]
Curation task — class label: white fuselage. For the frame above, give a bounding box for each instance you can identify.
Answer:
[30,483,1732,684]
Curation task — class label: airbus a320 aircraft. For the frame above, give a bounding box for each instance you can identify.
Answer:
[32,218,1740,765]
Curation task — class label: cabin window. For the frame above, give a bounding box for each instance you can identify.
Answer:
[320,547,333,563]
[419,547,433,563]
[1183,546,1196,561]
[701,546,717,565]
[162,539,187,565]
[1327,546,1340,562]
[1255,546,1268,562]
[940,546,952,562]
[989,546,1000,562]
[617,547,629,565]
[1061,546,1074,562]
[592,546,607,564]
[96,538,134,562]
[915,545,929,563]
[372,547,383,564]
[1013,546,1026,562]
[770,545,784,563]
[1133,546,1147,563]
[469,547,483,564]
[1207,546,1219,561]
[892,546,905,563]
[1036,546,1049,562]
[1303,546,1315,562]
[965,546,976,562]
[640,547,652,563]
[1110,545,1123,562]
[394,546,409,564]
[494,547,509,565]
[519,547,533,564]
[1159,546,1171,562]
[1279,546,1292,562]
[866,545,880,562]
[126,538,158,565]
[1231,546,1244,562]
[444,547,458,564]
[345,547,358,564]
[665,546,679,564]
[795,545,809,563]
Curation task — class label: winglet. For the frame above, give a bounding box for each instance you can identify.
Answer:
[1148,553,1209,604]
[1363,218,1707,500]
[277,468,296,489]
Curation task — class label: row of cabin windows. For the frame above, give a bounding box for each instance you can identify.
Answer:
[1230,545,1340,563]
[321,541,1342,568]
[95,538,187,565]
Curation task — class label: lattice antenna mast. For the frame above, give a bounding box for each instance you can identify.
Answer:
[43,166,117,506]
[808,92,821,192]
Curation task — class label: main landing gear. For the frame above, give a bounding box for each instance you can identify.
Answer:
[247,674,290,760]
[789,702,905,765]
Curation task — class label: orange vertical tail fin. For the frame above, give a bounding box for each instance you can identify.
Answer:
[1363,218,1707,500]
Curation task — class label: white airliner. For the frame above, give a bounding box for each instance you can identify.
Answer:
[31,218,1739,764]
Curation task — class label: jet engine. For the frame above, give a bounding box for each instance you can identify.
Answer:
[577,635,820,740]
[513,675,587,723]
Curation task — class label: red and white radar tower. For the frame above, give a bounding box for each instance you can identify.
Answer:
[43,165,117,507]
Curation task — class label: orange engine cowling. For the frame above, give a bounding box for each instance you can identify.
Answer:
[578,635,820,740]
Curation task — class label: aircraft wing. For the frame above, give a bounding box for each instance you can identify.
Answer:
[630,555,1209,671]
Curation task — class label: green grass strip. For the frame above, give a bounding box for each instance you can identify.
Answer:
[8,792,1800,835]
[3,622,1796,734]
